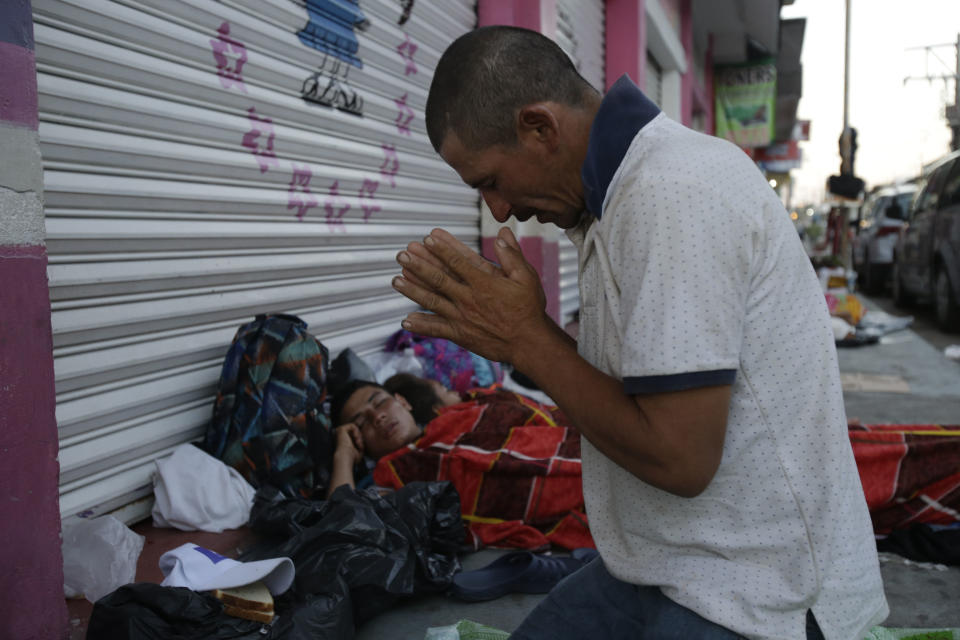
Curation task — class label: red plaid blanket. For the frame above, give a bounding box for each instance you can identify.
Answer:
[373,387,592,550]
[850,424,960,533]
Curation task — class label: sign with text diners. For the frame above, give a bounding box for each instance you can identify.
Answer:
[714,59,777,148]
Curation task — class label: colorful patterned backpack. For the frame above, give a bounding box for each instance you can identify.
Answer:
[204,314,333,498]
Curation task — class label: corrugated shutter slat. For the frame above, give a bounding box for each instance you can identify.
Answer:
[34,0,477,522]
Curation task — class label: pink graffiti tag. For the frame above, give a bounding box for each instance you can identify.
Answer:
[379,144,400,188]
[288,164,318,221]
[394,93,414,136]
[241,107,279,173]
[396,34,418,76]
[210,22,248,92]
[324,180,351,231]
[359,178,381,222]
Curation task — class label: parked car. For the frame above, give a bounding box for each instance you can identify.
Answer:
[852,184,917,294]
[892,149,960,331]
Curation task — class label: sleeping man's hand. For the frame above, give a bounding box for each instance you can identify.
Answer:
[334,423,364,466]
[392,227,564,367]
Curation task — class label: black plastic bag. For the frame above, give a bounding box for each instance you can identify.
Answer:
[267,583,355,640]
[88,482,463,640]
[87,583,264,640]
[877,523,960,566]
[247,481,464,635]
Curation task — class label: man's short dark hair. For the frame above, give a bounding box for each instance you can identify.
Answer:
[384,372,441,425]
[330,379,385,426]
[425,25,597,152]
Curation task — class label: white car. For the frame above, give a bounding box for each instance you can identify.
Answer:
[853,184,918,294]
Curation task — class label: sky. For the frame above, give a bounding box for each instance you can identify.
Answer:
[779,0,960,205]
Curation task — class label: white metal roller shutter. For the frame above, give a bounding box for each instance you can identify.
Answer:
[33,0,478,523]
[555,0,603,325]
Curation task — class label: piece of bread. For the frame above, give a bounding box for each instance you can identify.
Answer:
[211,580,274,622]
[221,603,274,623]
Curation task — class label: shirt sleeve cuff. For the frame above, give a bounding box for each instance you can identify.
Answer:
[623,369,737,394]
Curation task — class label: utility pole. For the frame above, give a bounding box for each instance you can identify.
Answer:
[904,33,960,152]
[842,0,851,133]
[824,0,864,269]
[828,0,864,201]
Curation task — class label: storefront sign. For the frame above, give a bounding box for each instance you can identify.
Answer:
[714,59,777,148]
[754,139,801,172]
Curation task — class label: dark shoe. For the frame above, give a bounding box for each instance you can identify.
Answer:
[570,547,599,564]
[450,551,591,602]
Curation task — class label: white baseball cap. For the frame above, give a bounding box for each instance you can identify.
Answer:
[159,543,295,595]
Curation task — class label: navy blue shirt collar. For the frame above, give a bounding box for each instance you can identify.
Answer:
[581,75,661,219]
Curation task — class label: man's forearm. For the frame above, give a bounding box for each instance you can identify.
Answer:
[513,321,728,497]
[326,451,357,498]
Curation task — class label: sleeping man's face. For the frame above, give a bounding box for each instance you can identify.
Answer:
[340,385,421,459]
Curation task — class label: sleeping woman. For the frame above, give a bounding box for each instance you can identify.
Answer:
[326,377,591,550]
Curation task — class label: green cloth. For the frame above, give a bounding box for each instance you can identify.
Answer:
[424,619,510,640]
[426,621,960,640]
[866,629,960,640]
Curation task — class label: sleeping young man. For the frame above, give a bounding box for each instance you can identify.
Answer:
[327,378,590,550]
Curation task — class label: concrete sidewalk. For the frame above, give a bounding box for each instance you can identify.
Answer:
[837,308,960,424]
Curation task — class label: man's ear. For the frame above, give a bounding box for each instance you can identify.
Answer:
[516,104,560,151]
[394,393,412,411]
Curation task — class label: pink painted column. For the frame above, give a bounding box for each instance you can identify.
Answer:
[475,0,561,322]
[478,0,556,35]
[0,1,67,638]
[680,3,714,133]
[605,0,646,91]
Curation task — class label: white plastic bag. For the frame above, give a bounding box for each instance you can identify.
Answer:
[366,348,425,384]
[831,316,855,341]
[62,515,144,603]
[152,443,256,532]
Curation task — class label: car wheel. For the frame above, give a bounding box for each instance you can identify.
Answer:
[934,267,960,333]
[892,259,913,308]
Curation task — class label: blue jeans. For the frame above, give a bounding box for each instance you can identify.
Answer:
[510,557,825,640]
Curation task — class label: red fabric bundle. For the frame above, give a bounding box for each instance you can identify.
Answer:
[374,387,593,550]
[850,423,960,533]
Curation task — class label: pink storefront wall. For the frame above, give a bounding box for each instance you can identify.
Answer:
[679,0,714,133]
[0,1,67,638]
[0,248,65,640]
[607,0,713,132]
[605,0,647,90]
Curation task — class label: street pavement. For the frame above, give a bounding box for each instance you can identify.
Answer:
[838,294,960,424]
